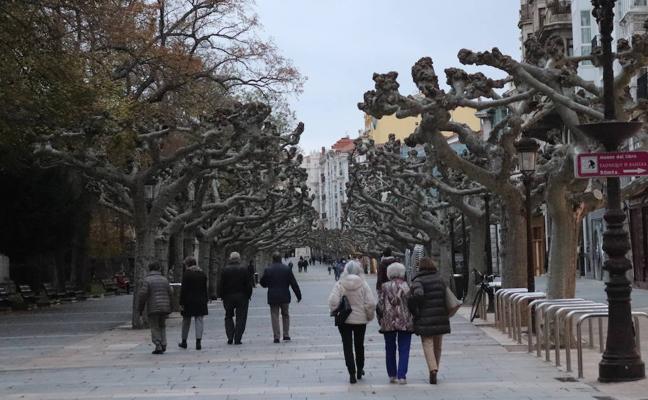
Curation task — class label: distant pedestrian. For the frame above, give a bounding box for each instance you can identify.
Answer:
[377,263,414,384]
[247,259,256,287]
[376,247,396,292]
[137,262,172,354]
[218,252,253,345]
[260,252,302,343]
[408,257,450,385]
[328,260,375,384]
[178,256,208,350]
[303,257,309,273]
[298,256,304,273]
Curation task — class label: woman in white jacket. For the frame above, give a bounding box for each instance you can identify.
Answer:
[328,260,376,384]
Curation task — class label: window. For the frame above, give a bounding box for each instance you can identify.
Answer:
[321,212,326,219]
[538,7,546,27]
[636,0,647,6]
[566,38,573,56]
[637,70,648,99]
[581,10,591,44]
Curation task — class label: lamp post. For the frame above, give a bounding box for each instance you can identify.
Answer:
[515,137,540,292]
[577,0,645,382]
[144,178,156,213]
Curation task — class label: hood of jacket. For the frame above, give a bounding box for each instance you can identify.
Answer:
[341,274,364,291]
[187,265,202,272]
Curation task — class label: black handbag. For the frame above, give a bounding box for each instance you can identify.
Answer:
[331,295,352,326]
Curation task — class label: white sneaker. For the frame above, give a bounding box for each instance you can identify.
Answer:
[398,378,407,385]
[389,377,397,384]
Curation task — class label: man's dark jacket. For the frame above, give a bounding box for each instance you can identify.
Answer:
[259,262,302,305]
[219,260,253,301]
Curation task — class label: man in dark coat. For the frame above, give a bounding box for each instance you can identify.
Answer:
[137,262,173,354]
[376,247,396,292]
[218,251,253,344]
[178,256,208,350]
[260,252,302,343]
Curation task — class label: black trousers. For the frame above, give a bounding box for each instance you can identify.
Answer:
[338,323,367,374]
[223,295,249,342]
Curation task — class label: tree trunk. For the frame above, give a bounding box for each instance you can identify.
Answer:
[155,237,169,276]
[197,238,213,297]
[438,240,453,284]
[131,228,156,329]
[170,232,184,283]
[545,189,584,299]
[466,216,487,302]
[500,197,527,288]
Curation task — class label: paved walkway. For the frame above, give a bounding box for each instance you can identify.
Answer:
[0,265,617,400]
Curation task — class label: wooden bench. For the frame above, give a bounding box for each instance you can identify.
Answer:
[64,282,87,301]
[41,283,64,302]
[17,284,37,304]
[0,285,11,310]
[100,279,119,296]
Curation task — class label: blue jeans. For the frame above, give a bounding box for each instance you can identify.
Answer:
[384,331,412,379]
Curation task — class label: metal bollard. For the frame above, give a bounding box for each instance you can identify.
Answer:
[543,301,596,362]
[533,299,588,358]
[563,308,607,373]
[511,292,546,343]
[553,304,606,367]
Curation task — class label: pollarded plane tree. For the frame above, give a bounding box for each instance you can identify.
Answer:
[350,134,486,296]
[359,25,648,294]
[28,1,302,326]
[359,57,540,289]
[346,136,449,266]
[455,30,648,297]
[347,134,486,291]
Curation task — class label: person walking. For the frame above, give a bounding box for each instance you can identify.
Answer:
[137,262,173,354]
[328,260,376,384]
[408,257,450,384]
[303,257,308,273]
[218,252,253,345]
[376,247,396,292]
[178,256,208,350]
[297,256,304,273]
[260,252,302,343]
[377,263,414,384]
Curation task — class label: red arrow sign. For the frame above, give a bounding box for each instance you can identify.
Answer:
[576,151,648,178]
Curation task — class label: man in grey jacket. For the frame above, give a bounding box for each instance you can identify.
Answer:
[138,262,173,354]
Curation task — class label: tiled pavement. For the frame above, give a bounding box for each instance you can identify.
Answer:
[0,265,626,400]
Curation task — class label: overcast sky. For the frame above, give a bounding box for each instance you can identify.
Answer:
[254,0,521,152]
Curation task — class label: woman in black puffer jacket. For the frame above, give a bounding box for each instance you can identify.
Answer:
[408,257,450,384]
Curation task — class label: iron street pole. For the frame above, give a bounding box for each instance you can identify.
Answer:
[524,174,535,292]
[515,137,540,293]
[578,0,645,382]
[484,193,493,276]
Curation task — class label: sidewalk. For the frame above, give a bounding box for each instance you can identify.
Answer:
[0,265,607,400]
[475,274,648,400]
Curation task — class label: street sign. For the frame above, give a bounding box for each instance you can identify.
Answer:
[575,151,648,178]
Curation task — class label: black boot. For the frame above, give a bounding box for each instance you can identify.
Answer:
[152,345,164,355]
[429,370,437,384]
[178,340,187,349]
[196,339,202,350]
[357,369,364,380]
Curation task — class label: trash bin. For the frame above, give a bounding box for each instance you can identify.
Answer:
[452,274,464,300]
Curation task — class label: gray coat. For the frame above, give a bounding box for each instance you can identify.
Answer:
[408,270,450,336]
[138,271,172,316]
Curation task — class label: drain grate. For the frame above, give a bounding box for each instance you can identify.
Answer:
[555,376,579,382]
[592,396,618,400]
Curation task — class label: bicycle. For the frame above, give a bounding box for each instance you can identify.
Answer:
[469,269,497,322]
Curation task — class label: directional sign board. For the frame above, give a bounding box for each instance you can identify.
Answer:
[575,151,648,178]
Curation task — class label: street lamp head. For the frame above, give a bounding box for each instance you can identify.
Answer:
[514,137,540,174]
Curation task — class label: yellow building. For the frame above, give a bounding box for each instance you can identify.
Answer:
[363,106,480,144]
